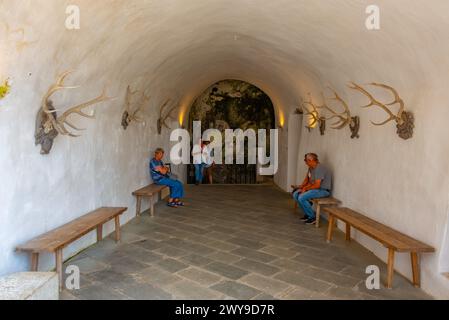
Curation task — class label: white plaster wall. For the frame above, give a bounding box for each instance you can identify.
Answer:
[273,120,288,190]
[1,0,449,298]
[297,85,449,299]
[286,114,302,190]
[438,201,449,274]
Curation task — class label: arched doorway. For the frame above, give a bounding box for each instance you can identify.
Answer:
[187,79,276,184]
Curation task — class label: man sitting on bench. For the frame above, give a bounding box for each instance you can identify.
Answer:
[292,153,332,225]
[150,148,185,208]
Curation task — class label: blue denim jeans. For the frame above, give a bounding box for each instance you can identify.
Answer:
[292,189,301,201]
[156,177,184,199]
[194,164,205,183]
[296,189,330,219]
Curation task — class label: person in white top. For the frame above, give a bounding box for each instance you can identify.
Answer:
[202,140,215,184]
[192,139,204,185]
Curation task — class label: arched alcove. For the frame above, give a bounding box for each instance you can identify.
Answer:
[186,79,276,184]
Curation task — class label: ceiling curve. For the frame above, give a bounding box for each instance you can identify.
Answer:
[2,0,448,124]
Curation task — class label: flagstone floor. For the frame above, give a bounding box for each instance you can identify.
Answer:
[61,185,432,300]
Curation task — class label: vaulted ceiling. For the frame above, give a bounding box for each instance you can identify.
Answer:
[2,0,448,125]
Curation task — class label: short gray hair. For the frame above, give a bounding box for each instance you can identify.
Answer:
[155,148,165,154]
[305,153,319,161]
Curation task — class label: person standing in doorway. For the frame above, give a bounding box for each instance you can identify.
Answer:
[202,140,215,184]
[192,139,205,185]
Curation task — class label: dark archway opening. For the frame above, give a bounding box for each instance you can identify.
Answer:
[187,79,275,184]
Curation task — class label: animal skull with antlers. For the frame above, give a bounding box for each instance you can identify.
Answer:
[319,88,360,139]
[303,93,326,135]
[349,82,414,140]
[35,70,113,154]
[157,99,176,134]
[121,85,149,130]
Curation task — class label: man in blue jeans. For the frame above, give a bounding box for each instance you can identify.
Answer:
[150,148,185,208]
[292,153,332,225]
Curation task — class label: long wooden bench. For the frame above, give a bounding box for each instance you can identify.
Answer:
[294,197,341,228]
[323,206,435,289]
[132,184,168,217]
[16,207,127,291]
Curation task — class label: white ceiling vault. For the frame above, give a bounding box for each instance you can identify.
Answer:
[2,0,448,123]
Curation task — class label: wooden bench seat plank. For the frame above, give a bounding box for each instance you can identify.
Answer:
[311,197,341,205]
[312,197,341,229]
[324,206,434,289]
[132,184,169,217]
[132,184,167,196]
[16,207,127,253]
[324,207,434,252]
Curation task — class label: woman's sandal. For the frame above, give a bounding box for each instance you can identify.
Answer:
[176,201,185,207]
[167,202,178,208]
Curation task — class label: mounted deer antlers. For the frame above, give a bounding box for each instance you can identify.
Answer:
[320,89,360,139]
[35,70,113,154]
[157,99,176,134]
[320,90,351,129]
[121,85,150,130]
[349,82,414,139]
[303,93,326,135]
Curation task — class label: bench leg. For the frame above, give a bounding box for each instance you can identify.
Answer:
[55,249,63,292]
[387,248,395,289]
[150,195,155,217]
[97,225,103,242]
[345,223,351,241]
[115,216,121,242]
[31,253,39,271]
[316,204,321,228]
[135,196,142,217]
[411,252,421,287]
[326,215,335,243]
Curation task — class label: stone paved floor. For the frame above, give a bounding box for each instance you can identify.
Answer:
[61,185,433,300]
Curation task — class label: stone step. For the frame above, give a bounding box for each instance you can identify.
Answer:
[0,272,59,300]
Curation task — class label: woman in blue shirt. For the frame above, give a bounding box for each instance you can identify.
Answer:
[150,148,185,208]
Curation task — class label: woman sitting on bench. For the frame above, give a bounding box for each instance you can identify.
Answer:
[150,148,185,208]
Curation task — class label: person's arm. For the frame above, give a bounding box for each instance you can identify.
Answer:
[291,174,310,190]
[302,167,326,192]
[158,166,169,175]
[152,161,169,175]
[299,175,310,188]
[301,179,322,192]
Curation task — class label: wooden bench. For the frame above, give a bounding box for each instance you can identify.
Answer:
[16,207,127,291]
[294,197,341,228]
[323,206,435,289]
[132,184,168,217]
